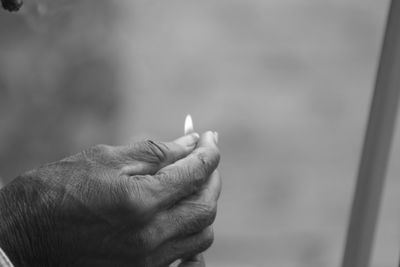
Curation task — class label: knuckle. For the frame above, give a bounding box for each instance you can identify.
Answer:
[153,170,171,188]
[184,202,217,233]
[198,202,217,225]
[134,140,169,164]
[195,147,220,174]
[199,226,214,251]
[206,145,220,165]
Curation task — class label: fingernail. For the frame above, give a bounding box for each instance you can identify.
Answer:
[175,133,200,147]
[214,131,219,144]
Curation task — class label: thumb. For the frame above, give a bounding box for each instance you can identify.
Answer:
[178,254,205,267]
[119,133,200,175]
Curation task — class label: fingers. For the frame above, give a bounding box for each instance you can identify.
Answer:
[109,131,218,224]
[161,171,221,239]
[147,227,214,267]
[119,133,200,176]
[109,131,220,266]
[179,254,206,267]
[150,131,220,208]
[135,171,220,250]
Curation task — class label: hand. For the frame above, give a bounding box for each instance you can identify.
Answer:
[0,131,220,266]
[179,253,206,267]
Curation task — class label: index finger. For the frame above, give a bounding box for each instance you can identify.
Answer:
[118,133,200,176]
[151,131,220,208]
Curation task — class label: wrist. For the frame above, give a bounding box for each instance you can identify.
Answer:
[0,175,57,266]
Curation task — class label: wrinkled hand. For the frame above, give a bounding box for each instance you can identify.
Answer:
[0,131,220,266]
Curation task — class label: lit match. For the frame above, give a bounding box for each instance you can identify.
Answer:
[184,114,194,135]
[183,113,211,265]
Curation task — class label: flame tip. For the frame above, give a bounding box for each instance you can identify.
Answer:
[184,114,194,135]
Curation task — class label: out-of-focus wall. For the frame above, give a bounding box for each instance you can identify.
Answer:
[0,0,398,266]
[0,0,121,182]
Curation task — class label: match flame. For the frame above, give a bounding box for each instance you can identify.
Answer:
[184,114,194,135]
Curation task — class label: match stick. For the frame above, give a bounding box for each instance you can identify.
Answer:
[183,114,205,265]
[341,1,400,267]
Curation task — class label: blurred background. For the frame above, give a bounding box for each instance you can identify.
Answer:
[0,0,399,266]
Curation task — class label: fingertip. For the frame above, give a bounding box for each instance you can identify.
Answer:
[198,131,217,147]
[193,132,200,140]
[174,133,200,148]
[198,131,220,164]
[210,170,222,201]
[214,131,219,144]
[179,253,205,267]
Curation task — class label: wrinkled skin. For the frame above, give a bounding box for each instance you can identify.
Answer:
[0,132,220,267]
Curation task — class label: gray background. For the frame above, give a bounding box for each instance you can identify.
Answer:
[0,0,398,266]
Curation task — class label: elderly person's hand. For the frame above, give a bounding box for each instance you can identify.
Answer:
[0,131,220,266]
